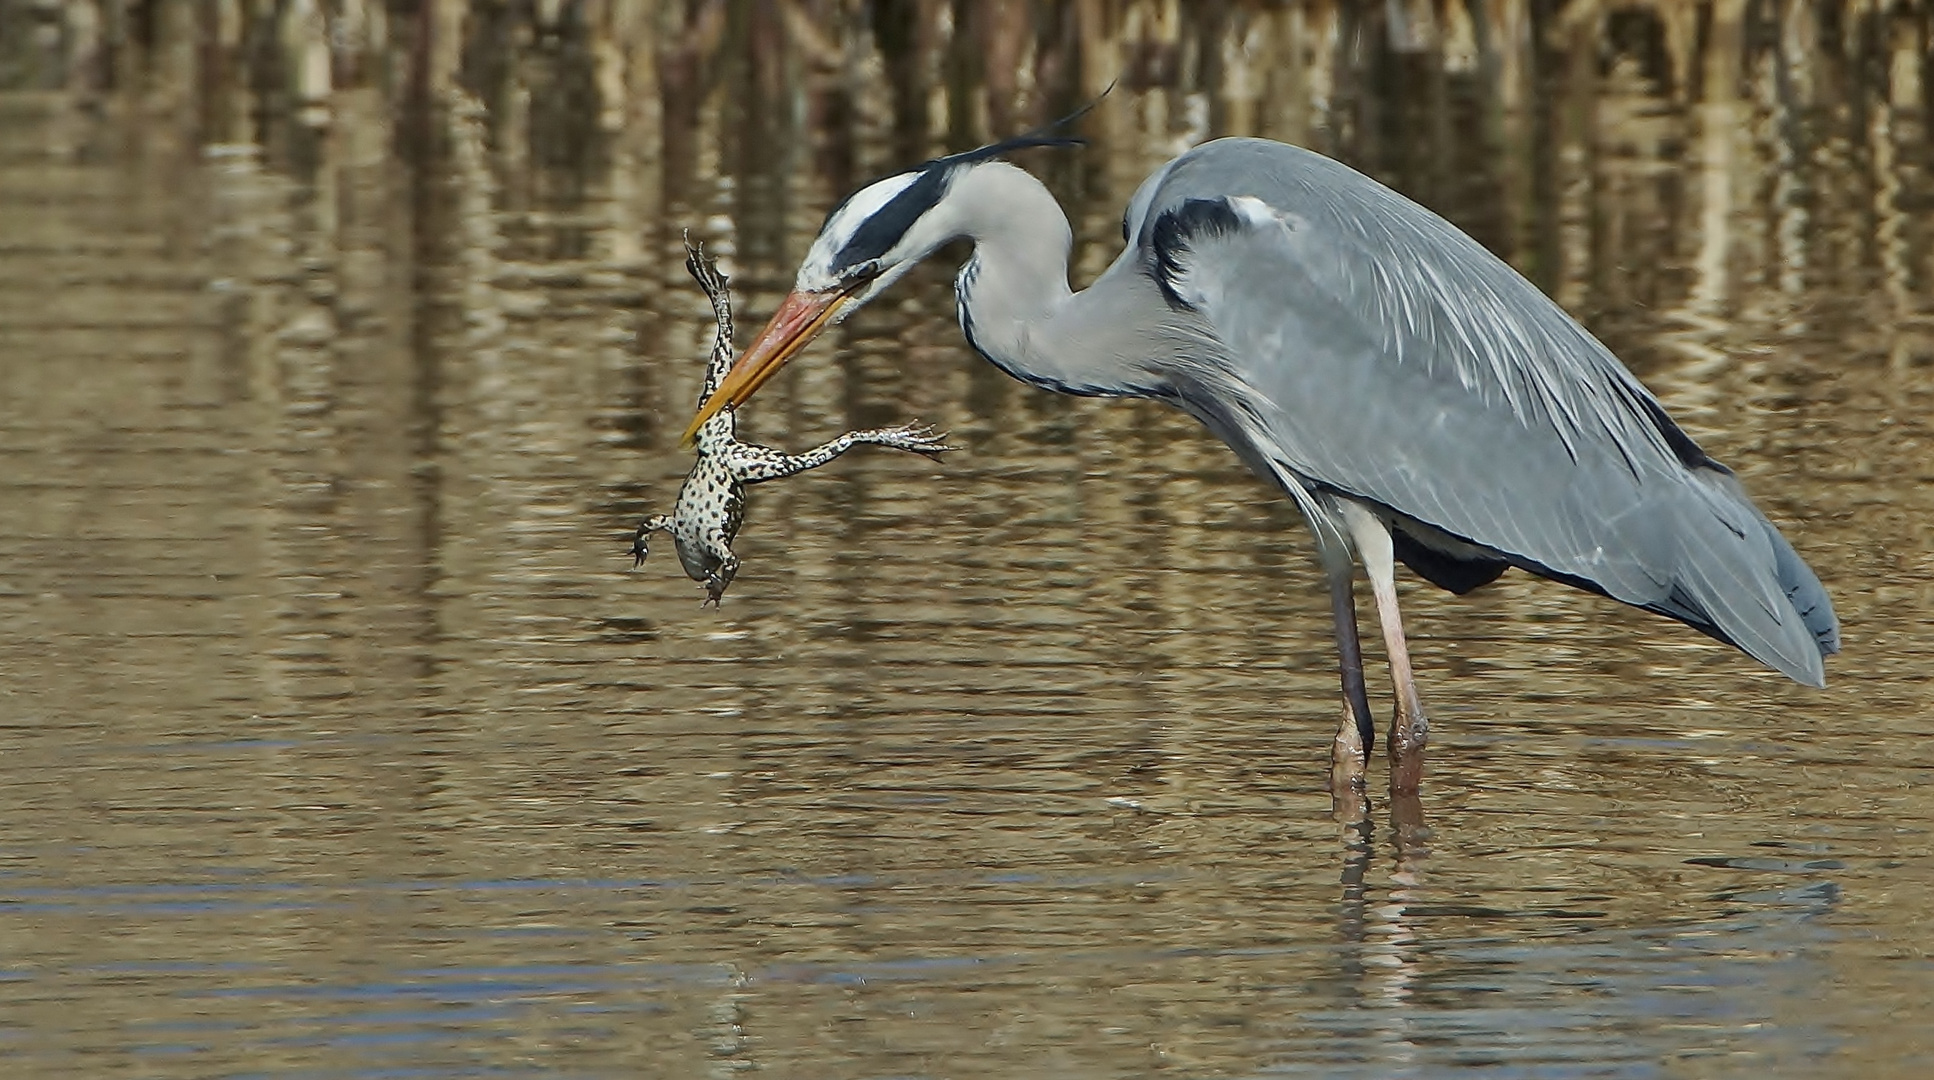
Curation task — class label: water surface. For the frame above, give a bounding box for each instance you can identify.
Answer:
[1,3,1931,1077]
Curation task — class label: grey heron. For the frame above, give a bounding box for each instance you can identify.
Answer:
[682,134,1840,795]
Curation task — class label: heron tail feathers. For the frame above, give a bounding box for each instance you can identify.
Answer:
[1766,515,1842,658]
[1664,473,1838,688]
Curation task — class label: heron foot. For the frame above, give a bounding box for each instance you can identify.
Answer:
[1389,789,1429,866]
[1330,777,1368,826]
[1329,703,1369,821]
[1388,708,1428,795]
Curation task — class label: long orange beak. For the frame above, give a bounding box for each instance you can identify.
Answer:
[681,288,851,447]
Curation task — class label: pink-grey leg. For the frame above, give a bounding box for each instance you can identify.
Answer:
[1341,503,1429,795]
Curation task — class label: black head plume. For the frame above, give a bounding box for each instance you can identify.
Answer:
[915,91,1104,172]
[821,95,1102,276]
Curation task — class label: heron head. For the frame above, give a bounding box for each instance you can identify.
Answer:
[680,132,1081,445]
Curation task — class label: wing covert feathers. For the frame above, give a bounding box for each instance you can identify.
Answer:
[1135,138,1838,684]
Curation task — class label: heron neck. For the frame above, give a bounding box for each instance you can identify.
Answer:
[950,165,1125,395]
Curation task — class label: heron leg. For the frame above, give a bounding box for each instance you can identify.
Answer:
[1341,504,1428,794]
[1325,562,1374,798]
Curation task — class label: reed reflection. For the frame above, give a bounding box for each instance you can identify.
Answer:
[24,0,1927,872]
[1,4,1929,1075]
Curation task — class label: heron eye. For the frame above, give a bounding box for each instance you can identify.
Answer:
[845,259,884,285]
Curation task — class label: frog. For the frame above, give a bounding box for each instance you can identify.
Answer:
[633,241,951,604]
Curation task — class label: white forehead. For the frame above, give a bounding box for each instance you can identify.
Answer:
[798,171,922,289]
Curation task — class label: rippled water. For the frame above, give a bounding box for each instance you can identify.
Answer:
[3,3,1933,1077]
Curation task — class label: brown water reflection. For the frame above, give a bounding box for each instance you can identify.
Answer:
[1,2,1931,1077]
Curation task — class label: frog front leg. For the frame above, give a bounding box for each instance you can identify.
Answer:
[632,514,671,567]
[725,423,952,483]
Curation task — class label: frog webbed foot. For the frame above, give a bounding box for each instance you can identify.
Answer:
[632,514,671,566]
[857,421,956,463]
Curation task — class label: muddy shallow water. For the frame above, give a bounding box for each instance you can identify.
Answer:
[1,3,1931,1077]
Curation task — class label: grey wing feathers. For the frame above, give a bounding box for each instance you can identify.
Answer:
[1136,138,1838,684]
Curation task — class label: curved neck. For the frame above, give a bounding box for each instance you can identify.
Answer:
[947,164,1132,396]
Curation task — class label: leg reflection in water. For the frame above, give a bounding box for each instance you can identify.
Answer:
[1332,790,1432,1060]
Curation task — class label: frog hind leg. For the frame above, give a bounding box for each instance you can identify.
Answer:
[701,548,740,606]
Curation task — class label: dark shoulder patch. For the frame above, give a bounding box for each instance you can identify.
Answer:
[1148,198,1244,310]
